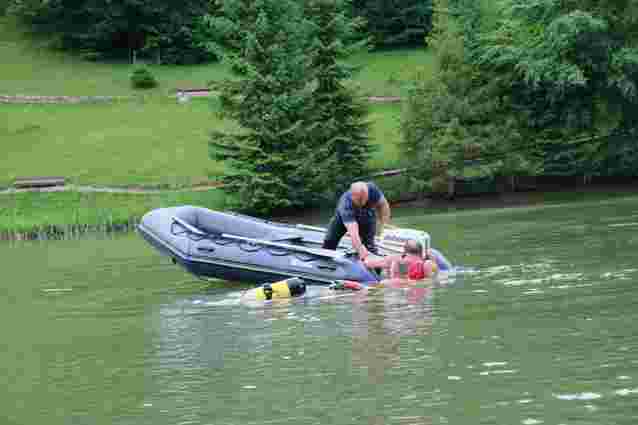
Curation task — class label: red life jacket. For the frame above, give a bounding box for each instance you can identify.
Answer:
[407,256,426,280]
[392,255,430,280]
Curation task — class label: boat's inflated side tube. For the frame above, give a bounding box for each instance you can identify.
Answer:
[429,258,438,274]
[431,248,452,272]
[254,277,306,300]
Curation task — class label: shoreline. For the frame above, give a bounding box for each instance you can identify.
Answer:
[401,183,638,212]
[0,189,228,241]
[274,181,638,225]
[3,182,637,242]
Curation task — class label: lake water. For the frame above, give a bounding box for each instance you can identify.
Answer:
[2,196,638,425]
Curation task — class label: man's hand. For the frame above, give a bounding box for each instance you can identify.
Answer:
[376,221,398,237]
[345,221,369,260]
[358,244,370,260]
[375,197,391,232]
[375,222,384,237]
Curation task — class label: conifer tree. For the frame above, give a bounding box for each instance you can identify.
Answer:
[207,0,374,212]
[206,0,313,214]
[351,0,433,47]
[297,0,375,199]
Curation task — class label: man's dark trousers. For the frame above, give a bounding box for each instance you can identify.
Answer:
[322,210,377,253]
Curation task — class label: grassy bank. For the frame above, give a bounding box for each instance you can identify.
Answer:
[0,189,227,239]
[0,17,433,97]
[5,183,638,241]
[1,99,405,188]
[1,14,421,238]
[2,98,231,188]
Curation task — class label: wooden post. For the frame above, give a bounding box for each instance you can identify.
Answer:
[446,176,455,199]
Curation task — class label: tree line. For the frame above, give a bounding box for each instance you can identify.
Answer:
[207,0,374,214]
[402,0,638,195]
[5,0,432,63]
[6,0,637,212]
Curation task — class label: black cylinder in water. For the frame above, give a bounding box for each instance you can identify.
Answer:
[287,277,306,297]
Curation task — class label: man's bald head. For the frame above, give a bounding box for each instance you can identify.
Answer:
[350,182,369,207]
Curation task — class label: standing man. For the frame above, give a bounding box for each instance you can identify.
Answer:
[322,181,392,260]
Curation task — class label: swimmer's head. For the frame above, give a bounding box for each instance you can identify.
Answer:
[404,239,423,257]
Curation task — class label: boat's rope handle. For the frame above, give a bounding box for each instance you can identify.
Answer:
[171,216,349,260]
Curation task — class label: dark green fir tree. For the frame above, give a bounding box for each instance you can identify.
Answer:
[297,0,375,200]
[206,0,313,214]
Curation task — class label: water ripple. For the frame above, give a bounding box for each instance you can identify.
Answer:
[608,222,638,228]
[553,392,602,401]
[479,369,518,376]
[614,388,638,396]
[483,362,508,367]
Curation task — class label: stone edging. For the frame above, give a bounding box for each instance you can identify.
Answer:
[0,183,223,195]
[1,93,402,104]
[367,96,401,103]
[0,95,126,104]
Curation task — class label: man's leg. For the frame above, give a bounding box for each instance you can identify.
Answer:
[357,210,378,254]
[322,214,347,250]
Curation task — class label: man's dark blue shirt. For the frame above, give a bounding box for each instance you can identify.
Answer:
[336,182,384,224]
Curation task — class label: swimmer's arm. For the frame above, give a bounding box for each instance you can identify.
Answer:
[364,254,401,270]
[363,256,387,269]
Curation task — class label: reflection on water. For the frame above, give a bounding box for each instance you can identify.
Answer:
[148,279,452,424]
[2,197,638,424]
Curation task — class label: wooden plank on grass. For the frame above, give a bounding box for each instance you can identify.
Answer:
[13,176,66,189]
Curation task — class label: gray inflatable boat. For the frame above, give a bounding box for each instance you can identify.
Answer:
[137,206,380,285]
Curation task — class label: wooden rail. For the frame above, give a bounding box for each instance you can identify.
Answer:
[13,176,66,189]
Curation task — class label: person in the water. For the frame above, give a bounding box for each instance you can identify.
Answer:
[330,239,435,292]
[364,239,435,284]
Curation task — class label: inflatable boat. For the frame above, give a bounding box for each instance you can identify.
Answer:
[137,205,452,285]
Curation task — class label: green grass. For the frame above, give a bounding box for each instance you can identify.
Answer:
[0,18,231,96]
[1,14,421,188]
[348,48,436,97]
[367,102,404,170]
[0,190,227,238]
[1,98,232,187]
[0,15,425,237]
[1,17,434,97]
[1,98,405,188]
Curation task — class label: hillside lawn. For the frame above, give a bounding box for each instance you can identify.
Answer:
[0,17,434,97]
[2,14,420,188]
[1,15,423,236]
[1,99,404,188]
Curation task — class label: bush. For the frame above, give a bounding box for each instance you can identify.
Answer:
[130,66,158,89]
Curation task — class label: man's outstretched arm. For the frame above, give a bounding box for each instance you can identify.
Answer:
[344,221,369,259]
[375,197,392,235]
